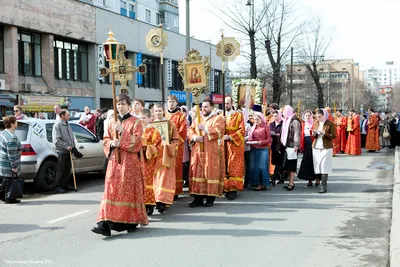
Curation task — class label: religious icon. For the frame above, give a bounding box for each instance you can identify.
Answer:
[119,65,127,75]
[100,67,108,76]
[150,121,170,144]
[238,84,256,109]
[183,60,207,89]
[223,44,234,57]
[151,35,161,47]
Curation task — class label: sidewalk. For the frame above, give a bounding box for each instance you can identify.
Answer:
[391,147,400,266]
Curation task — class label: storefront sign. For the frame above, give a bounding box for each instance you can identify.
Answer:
[166,59,172,88]
[169,90,192,103]
[19,96,65,112]
[212,94,223,104]
[98,45,104,81]
[136,53,143,85]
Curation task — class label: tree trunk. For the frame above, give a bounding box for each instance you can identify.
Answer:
[306,62,324,107]
[265,39,282,104]
[249,30,257,79]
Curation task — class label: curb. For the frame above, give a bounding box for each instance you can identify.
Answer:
[391,147,400,266]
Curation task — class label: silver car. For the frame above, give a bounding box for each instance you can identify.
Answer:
[0,119,107,191]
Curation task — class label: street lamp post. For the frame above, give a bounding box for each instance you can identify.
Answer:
[185,0,191,108]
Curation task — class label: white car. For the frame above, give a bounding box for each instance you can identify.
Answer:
[1,119,107,191]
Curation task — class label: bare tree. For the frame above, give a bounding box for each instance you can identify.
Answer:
[389,84,400,111]
[300,17,332,107]
[210,0,271,79]
[261,0,306,104]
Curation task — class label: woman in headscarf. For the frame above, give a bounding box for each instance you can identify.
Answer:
[247,112,272,191]
[242,108,252,188]
[269,110,284,185]
[180,106,191,188]
[312,109,336,193]
[281,105,301,191]
[298,110,316,186]
[379,113,391,148]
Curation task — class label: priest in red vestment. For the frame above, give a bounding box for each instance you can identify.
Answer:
[223,96,245,200]
[188,99,225,208]
[365,108,380,152]
[152,104,181,213]
[334,110,347,154]
[92,94,148,237]
[165,95,187,200]
[139,109,162,216]
[345,109,362,155]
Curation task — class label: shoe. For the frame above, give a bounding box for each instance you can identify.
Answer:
[260,186,267,191]
[189,199,204,208]
[306,182,313,187]
[91,227,111,237]
[319,188,327,194]
[204,201,214,207]
[286,184,295,191]
[55,187,66,194]
[156,203,166,214]
[5,198,21,204]
[225,191,237,200]
[127,225,137,233]
[146,206,154,216]
[315,183,320,187]
[67,186,76,191]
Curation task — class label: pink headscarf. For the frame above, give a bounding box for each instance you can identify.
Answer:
[303,110,314,128]
[281,105,295,146]
[249,112,266,140]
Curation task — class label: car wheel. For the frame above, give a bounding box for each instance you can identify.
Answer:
[34,160,57,191]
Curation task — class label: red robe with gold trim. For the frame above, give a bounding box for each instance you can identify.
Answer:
[188,113,225,197]
[365,114,380,151]
[153,120,180,205]
[97,115,148,226]
[345,114,362,155]
[224,111,245,192]
[166,110,187,196]
[334,116,347,154]
[142,126,162,206]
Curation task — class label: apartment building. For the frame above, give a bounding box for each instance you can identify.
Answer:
[363,61,400,86]
[0,0,222,115]
[286,59,363,110]
[86,0,179,33]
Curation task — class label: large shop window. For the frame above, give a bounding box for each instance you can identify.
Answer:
[17,31,41,76]
[139,55,160,89]
[54,39,88,81]
[0,26,4,73]
[172,60,183,91]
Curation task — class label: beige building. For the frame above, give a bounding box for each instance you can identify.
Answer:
[286,59,363,111]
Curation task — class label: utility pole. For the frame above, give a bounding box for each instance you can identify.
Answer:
[185,0,191,108]
[290,47,293,106]
[327,63,330,107]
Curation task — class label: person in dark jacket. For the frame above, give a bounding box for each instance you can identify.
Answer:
[96,108,108,140]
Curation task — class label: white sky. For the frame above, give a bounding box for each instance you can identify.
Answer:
[179,0,400,70]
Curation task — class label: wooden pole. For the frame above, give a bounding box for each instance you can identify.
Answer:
[195,97,203,151]
[111,62,121,164]
[70,151,77,192]
[222,62,229,178]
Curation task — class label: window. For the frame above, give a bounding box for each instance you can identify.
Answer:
[156,13,160,25]
[164,12,179,28]
[128,4,135,18]
[71,124,96,143]
[139,55,160,89]
[0,26,3,73]
[46,123,55,142]
[172,60,183,91]
[17,31,41,76]
[120,1,127,16]
[54,39,88,81]
[214,70,222,94]
[146,9,151,23]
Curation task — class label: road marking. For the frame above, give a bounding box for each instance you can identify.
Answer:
[47,210,91,224]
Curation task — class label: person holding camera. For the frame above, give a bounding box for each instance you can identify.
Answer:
[0,116,23,204]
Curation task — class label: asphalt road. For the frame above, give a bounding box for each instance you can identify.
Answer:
[0,149,394,267]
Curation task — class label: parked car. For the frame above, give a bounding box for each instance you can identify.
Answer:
[0,119,107,191]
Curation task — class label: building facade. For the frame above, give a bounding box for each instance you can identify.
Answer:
[363,61,400,86]
[286,59,363,111]
[0,0,222,115]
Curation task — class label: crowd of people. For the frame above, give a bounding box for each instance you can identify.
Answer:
[0,96,398,237]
